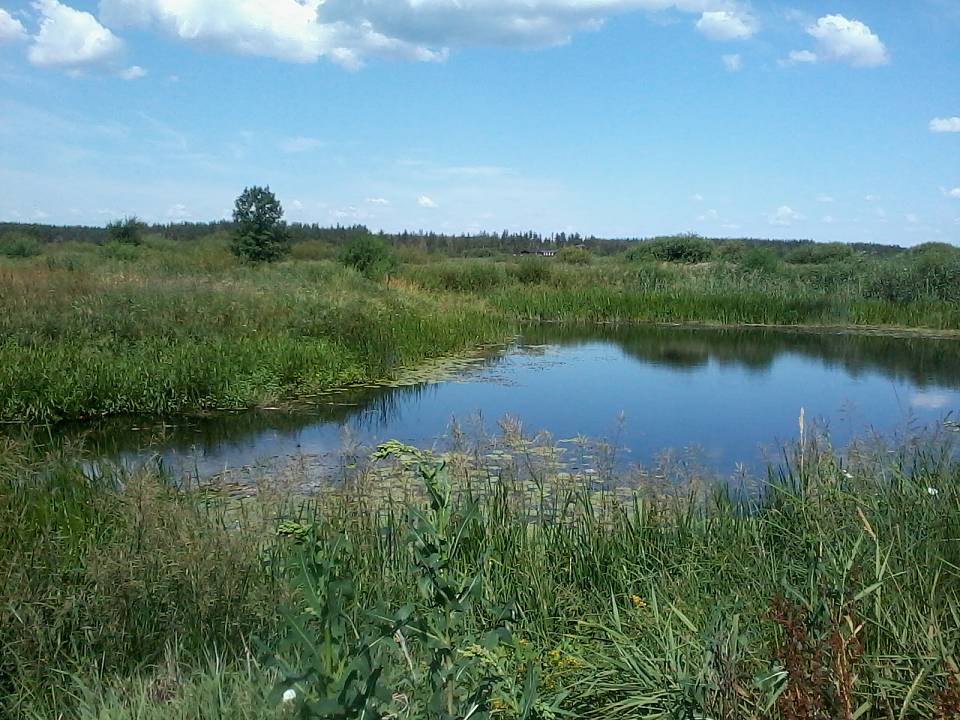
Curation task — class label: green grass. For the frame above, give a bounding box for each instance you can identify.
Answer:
[3,429,959,719]
[0,237,507,422]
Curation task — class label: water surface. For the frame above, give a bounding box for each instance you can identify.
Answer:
[67,324,960,479]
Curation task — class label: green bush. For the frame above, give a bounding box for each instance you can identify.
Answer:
[740,247,780,273]
[556,246,592,265]
[511,256,552,284]
[337,233,395,277]
[716,240,747,262]
[785,242,854,265]
[106,216,147,246]
[0,233,40,258]
[626,234,714,264]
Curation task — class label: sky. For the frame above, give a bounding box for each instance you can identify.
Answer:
[0,0,958,244]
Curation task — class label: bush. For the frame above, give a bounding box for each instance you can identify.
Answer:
[0,233,40,258]
[626,234,714,264]
[338,233,394,277]
[740,247,780,273]
[556,246,592,265]
[716,240,747,262]
[106,216,146,246]
[785,242,854,265]
[511,256,552,284]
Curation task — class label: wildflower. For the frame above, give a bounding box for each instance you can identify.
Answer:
[928,487,939,496]
[282,688,297,703]
[629,594,647,608]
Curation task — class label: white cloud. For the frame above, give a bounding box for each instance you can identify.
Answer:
[696,10,757,41]
[28,0,125,68]
[0,8,27,42]
[930,117,960,133]
[805,14,889,67]
[911,391,950,410]
[118,64,146,79]
[366,197,390,205]
[417,195,438,208]
[721,53,742,71]
[906,213,919,224]
[691,193,704,202]
[698,208,719,221]
[786,49,817,64]
[98,0,765,67]
[289,199,304,211]
[769,205,804,226]
[822,215,835,224]
[817,194,834,203]
[944,188,960,199]
[278,136,324,153]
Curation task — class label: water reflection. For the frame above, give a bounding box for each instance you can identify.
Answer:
[43,324,960,477]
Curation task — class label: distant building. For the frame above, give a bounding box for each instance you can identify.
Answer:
[516,249,557,257]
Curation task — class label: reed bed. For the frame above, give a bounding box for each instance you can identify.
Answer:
[3,426,959,719]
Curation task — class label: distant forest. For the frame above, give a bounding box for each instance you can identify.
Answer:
[0,220,906,258]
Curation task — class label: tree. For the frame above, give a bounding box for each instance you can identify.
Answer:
[231,186,289,262]
[106,216,146,245]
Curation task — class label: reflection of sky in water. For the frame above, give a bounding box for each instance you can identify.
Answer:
[81,327,960,477]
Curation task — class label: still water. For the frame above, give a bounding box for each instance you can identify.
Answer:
[69,324,960,478]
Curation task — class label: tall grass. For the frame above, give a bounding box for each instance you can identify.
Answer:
[0,241,507,422]
[5,428,959,718]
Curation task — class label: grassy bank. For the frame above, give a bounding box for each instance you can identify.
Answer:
[0,237,506,423]
[3,429,959,719]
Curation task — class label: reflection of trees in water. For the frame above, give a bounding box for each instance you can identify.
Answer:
[45,324,960,461]
[521,324,960,388]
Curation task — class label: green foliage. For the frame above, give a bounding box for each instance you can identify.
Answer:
[511,256,552,284]
[785,242,854,265]
[866,254,960,304]
[337,232,395,277]
[740,246,780,273]
[231,186,290,262]
[716,240,747,262]
[556,246,592,265]
[626,234,715,264]
[0,232,40,258]
[107,216,147,246]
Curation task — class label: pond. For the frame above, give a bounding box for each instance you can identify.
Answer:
[65,324,960,481]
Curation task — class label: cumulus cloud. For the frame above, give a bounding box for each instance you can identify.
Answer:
[695,10,757,41]
[930,117,960,133]
[29,0,125,68]
[118,63,146,79]
[721,53,742,71]
[945,188,960,199]
[769,205,804,226]
[98,0,763,67]
[805,14,889,67]
[417,195,438,208]
[166,202,190,220]
[0,8,27,42]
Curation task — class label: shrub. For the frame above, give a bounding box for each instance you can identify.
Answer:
[785,242,854,265]
[0,233,40,258]
[626,234,714,264]
[556,246,592,265]
[290,239,337,262]
[337,233,395,277]
[511,256,552,284]
[716,240,747,262]
[106,216,147,246]
[740,247,780,273]
[231,186,290,263]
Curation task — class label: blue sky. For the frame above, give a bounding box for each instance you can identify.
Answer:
[0,0,958,244]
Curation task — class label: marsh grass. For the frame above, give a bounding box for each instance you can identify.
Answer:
[6,422,959,719]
